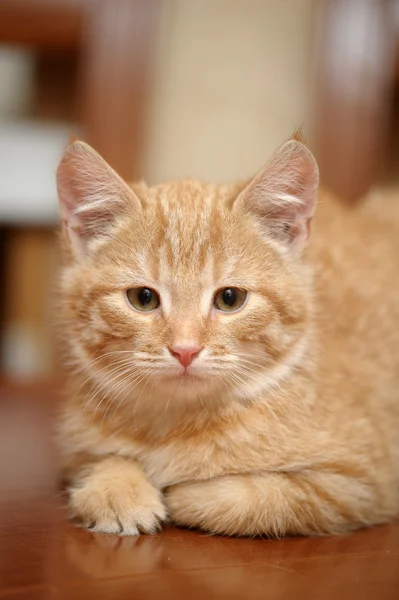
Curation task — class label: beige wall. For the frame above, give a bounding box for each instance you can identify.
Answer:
[145,0,317,184]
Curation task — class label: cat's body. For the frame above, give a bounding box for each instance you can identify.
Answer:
[57,139,399,537]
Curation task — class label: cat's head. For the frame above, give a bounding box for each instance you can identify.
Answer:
[57,137,318,408]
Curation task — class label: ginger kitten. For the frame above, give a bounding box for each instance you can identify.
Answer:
[57,137,399,537]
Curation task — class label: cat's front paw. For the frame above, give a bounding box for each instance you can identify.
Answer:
[68,460,167,535]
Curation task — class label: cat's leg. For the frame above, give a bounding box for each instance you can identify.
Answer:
[164,470,386,536]
[66,455,167,535]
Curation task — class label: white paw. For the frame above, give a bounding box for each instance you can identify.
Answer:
[69,474,167,535]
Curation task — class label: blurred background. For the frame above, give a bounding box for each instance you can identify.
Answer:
[0,0,398,382]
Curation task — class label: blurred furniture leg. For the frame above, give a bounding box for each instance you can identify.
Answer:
[2,229,58,380]
[81,0,161,181]
[313,0,397,203]
[0,229,5,370]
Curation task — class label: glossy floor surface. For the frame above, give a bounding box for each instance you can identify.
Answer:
[0,382,398,600]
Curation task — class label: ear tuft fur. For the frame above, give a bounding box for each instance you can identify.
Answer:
[290,125,307,145]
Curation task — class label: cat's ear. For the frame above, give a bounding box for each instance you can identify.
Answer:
[57,140,142,257]
[234,139,319,253]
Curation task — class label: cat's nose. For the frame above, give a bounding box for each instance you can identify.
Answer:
[169,345,202,368]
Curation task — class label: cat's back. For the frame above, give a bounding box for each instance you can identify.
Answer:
[310,187,399,333]
[309,187,399,444]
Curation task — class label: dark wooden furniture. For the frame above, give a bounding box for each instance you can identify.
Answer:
[314,0,399,203]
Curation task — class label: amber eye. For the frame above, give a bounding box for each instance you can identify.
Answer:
[126,287,160,312]
[213,287,247,312]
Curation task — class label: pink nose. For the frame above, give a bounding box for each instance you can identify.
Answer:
[169,345,202,368]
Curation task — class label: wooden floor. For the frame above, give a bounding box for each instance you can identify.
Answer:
[0,382,398,600]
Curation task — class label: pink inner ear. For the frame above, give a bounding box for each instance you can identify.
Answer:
[57,140,142,257]
[234,140,319,252]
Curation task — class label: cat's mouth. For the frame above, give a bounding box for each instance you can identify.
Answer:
[177,367,200,379]
[161,365,203,382]
[179,368,199,379]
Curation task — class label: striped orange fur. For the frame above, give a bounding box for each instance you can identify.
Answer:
[56,138,399,536]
